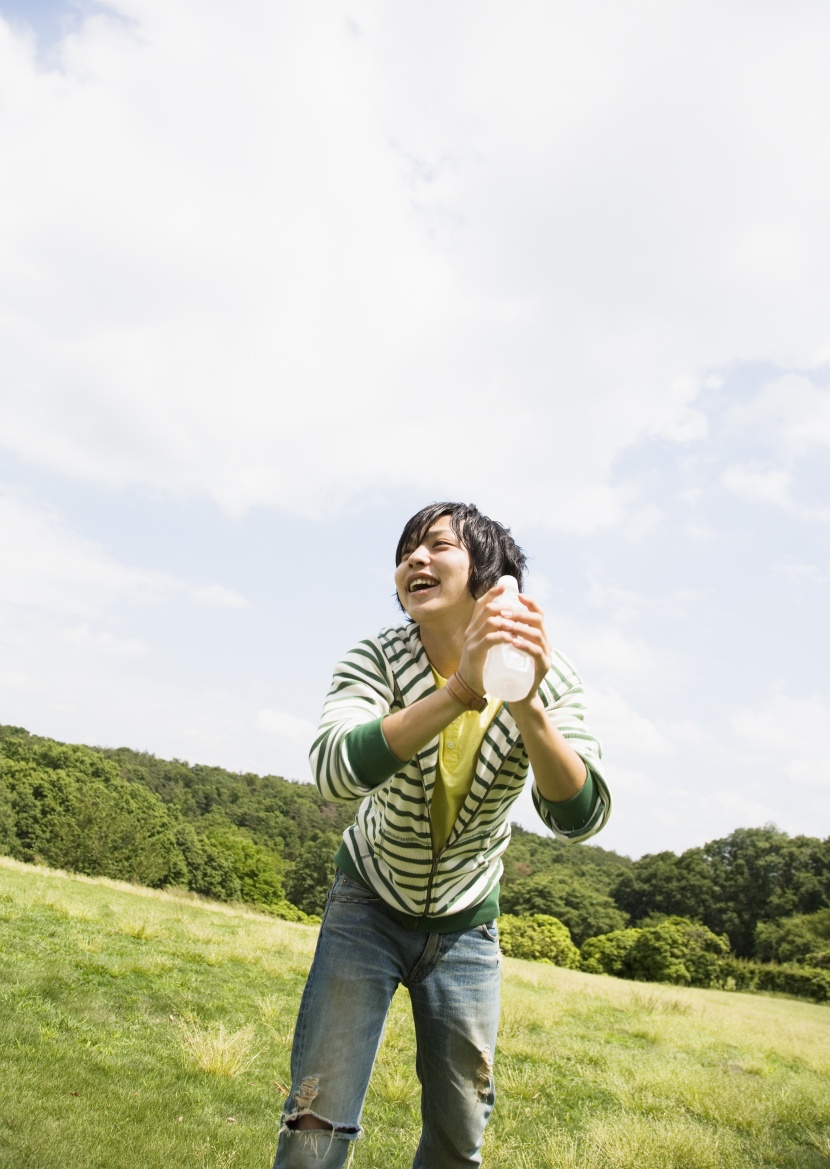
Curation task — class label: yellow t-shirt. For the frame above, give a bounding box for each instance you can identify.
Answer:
[430,669,502,851]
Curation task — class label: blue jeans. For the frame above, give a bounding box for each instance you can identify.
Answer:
[272,870,502,1169]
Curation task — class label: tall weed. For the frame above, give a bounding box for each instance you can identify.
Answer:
[179,1019,262,1077]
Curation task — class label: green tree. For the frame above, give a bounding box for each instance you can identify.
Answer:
[200,823,286,907]
[284,832,340,916]
[53,779,188,886]
[186,832,242,902]
[0,777,19,856]
[104,744,358,864]
[613,827,830,958]
[755,908,830,967]
[611,848,714,931]
[1,733,187,886]
[499,872,628,946]
[503,824,632,894]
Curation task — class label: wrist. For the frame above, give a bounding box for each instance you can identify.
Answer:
[445,670,487,712]
[506,692,544,723]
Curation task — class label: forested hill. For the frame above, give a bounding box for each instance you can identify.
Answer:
[1,723,829,974]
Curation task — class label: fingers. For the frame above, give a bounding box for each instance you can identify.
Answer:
[495,594,546,640]
[466,587,552,703]
[458,592,521,691]
[460,588,552,698]
[492,590,551,677]
[472,590,544,638]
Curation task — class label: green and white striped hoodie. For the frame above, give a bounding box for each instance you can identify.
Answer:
[310,622,611,924]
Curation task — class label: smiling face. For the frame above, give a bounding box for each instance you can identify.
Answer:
[394,518,476,628]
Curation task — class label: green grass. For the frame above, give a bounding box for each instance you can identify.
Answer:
[1,856,829,1169]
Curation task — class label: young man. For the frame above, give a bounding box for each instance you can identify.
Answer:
[273,502,610,1169]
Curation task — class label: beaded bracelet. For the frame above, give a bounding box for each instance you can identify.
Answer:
[445,670,487,712]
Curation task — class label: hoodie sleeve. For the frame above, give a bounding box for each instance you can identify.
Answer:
[309,637,402,801]
[530,650,612,842]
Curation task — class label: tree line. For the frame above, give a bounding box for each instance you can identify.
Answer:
[1,724,828,1000]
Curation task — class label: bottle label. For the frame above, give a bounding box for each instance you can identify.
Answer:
[504,647,531,671]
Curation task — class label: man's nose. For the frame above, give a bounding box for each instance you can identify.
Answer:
[408,543,428,565]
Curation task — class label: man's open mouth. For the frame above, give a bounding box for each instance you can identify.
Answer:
[408,576,438,593]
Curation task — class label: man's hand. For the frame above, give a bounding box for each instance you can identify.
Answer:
[462,585,587,802]
[458,583,550,699]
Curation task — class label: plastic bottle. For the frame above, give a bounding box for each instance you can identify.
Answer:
[482,576,534,701]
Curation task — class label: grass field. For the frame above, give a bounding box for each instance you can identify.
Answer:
[1,855,829,1169]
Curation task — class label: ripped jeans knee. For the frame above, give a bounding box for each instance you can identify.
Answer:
[278,1073,362,1165]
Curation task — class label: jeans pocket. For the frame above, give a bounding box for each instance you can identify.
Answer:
[478,920,499,943]
[329,869,382,904]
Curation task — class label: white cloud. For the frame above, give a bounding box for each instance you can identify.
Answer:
[685,520,717,542]
[0,0,828,865]
[724,373,830,455]
[0,605,315,779]
[712,789,780,825]
[61,624,148,658]
[787,759,830,791]
[0,2,828,528]
[0,487,247,616]
[647,377,710,443]
[720,465,793,508]
[731,695,830,756]
[659,719,710,749]
[0,667,39,695]
[0,488,170,615]
[731,695,830,789]
[773,562,830,586]
[585,582,644,623]
[571,629,666,686]
[716,374,830,517]
[256,709,317,743]
[583,582,708,626]
[586,687,674,758]
[772,377,830,451]
[193,584,248,608]
[522,569,551,605]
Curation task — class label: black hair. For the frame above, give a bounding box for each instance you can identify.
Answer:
[394,502,527,612]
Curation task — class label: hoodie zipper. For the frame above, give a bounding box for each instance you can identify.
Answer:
[417,748,442,921]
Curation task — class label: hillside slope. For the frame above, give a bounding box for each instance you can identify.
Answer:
[2,857,829,1169]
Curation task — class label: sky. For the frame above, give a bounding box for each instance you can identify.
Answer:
[0,0,828,861]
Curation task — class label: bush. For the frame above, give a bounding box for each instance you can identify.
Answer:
[718,955,830,1002]
[581,928,642,977]
[497,914,580,967]
[581,921,830,1003]
[753,962,830,1001]
[581,918,729,987]
[627,918,729,987]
